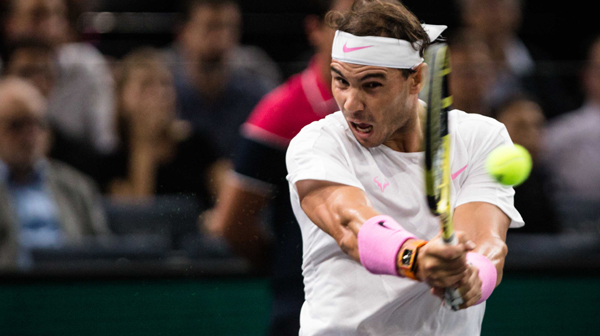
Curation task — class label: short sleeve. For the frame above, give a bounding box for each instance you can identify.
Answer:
[286,122,364,193]
[454,120,525,229]
[233,134,287,192]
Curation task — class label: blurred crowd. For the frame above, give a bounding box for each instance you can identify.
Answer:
[0,0,599,333]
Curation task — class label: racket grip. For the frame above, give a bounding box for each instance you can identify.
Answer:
[444,288,463,311]
[443,233,461,310]
[443,233,458,246]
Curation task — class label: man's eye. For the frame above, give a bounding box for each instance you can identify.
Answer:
[335,77,349,86]
[364,82,382,89]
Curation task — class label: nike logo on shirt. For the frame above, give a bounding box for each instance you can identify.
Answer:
[451,164,468,180]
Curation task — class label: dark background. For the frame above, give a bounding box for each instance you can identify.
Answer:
[86,0,596,113]
[91,1,591,62]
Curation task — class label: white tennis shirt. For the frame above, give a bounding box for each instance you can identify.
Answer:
[286,110,524,336]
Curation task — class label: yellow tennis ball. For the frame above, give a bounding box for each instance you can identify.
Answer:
[485,144,532,186]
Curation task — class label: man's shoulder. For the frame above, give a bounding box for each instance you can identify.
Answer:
[451,109,506,140]
[287,112,348,156]
[451,109,504,129]
[292,112,346,142]
[47,160,98,192]
[58,43,109,71]
[229,68,272,98]
[547,106,594,137]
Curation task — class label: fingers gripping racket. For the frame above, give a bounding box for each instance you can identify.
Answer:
[422,43,463,311]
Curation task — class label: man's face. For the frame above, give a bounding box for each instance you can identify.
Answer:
[0,85,48,170]
[180,3,241,64]
[330,60,420,148]
[5,48,57,98]
[6,0,69,46]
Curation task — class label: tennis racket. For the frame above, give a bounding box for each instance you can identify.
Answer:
[422,42,463,311]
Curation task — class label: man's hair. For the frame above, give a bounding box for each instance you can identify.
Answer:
[1,38,54,75]
[325,0,430,77]
[178,0,239,24]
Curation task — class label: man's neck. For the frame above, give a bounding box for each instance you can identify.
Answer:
[383,100,424,153]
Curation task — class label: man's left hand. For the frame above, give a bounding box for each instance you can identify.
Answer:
[431,263,482,310]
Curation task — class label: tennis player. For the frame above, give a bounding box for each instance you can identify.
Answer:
[285,1,524,335]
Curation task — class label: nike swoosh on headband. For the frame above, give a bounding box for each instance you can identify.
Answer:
[343,42,374,53]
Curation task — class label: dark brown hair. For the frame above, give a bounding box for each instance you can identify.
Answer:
[326,0,430,76]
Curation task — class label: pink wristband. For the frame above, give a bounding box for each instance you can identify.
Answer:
[467,252,498,305]
[357,215,417,276]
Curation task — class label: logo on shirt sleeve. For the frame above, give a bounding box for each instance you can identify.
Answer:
[451,164,468,180]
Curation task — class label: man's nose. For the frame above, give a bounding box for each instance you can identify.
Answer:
[343,88,365,113]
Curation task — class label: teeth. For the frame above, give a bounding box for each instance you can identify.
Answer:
[355,124,373,133]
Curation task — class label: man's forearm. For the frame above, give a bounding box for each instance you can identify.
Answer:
[298,181,378,261]
[208,178,269,268]
[453,202,511,286]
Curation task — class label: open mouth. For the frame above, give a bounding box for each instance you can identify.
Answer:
[351,121,373,133]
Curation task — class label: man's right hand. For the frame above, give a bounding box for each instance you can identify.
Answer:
[415,231,475,289]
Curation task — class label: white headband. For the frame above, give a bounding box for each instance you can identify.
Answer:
[331,24,447,69]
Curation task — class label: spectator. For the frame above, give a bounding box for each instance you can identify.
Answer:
[109,48,225,209]
[545,36,600,200]
[3,0,118,169]
[1,36,115,190]
[1,38,57,98]
[456,0,575,118]
[447,29,496,117]
[496,96,560,234]
[203,0,353,334]
[0,78,109,269]
[166,0,273,158]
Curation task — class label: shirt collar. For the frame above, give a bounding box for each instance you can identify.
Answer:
[0,159,49,185]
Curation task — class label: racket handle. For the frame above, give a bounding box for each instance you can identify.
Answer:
[443,232,458,246]
[443,233,462,310]
[445,288,463,311]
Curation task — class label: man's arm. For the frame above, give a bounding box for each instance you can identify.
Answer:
[297,179,472,283]
[297,179,379,261]
[424,201,510,309]
[453,201,511,286]
[204,174,270,268]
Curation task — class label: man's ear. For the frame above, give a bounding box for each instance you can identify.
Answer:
[409,63,428,94]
